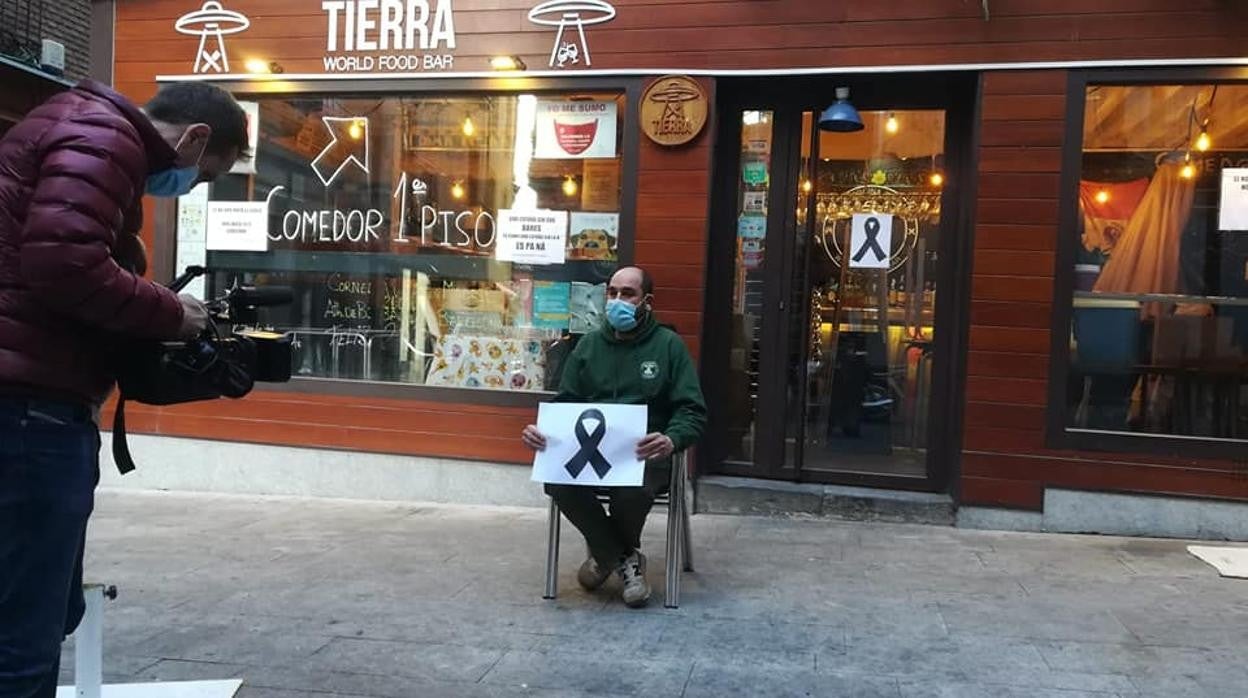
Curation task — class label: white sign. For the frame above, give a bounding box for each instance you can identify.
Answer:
[531,403,647,486]
[175,1,250,74]
[496,209,568,265]
[207,201,270,251]
[176,183,210,299]
[229,100,260,175]
[849,213,893,269]
[535,101,617,159]
[1219,168,1248,231]
[528,0,617,68]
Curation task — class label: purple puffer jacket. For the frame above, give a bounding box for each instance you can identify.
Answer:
[0,81,186,406]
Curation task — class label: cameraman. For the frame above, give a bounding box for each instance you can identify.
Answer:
[0,81,250,697]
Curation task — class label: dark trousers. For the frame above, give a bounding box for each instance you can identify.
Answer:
[545,460,670,569]
[0,398,99,698]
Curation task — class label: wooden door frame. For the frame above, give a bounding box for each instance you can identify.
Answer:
[702,72,981,493]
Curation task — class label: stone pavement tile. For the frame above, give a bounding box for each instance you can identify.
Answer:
[56,650,160,686]
[132,658,247,681]
[126,618,335,667]
[822,634,1048,682]
[1111,604,1248,649]
[1130,674,1214,698]
[309,637,505,683]
[682,662,902,698]
[654,616,844,658]
[479,649,692,695]
[933,595,1136,643]
[897,680,1119,697]
[243,665,618,698]
[236,689,366,698]
[1034,640,1248,684]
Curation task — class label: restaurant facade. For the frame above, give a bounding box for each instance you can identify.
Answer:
[97,0,1248,536]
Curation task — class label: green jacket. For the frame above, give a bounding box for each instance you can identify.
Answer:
[556,313,707,451]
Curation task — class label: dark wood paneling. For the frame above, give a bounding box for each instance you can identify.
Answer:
[961,476,1045,510]
[976,198,1060,226]
[966,377,1049,406]
[972,275,1054,303]
[971,251,1056,279]
[973,224,1058,252]
[966,351,1050,379]
[977,173,1062,200]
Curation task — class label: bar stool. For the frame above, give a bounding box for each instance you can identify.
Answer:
[542,450,694,608]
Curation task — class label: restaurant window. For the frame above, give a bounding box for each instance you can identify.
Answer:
[179,91,626,393]
[1061,80,1248,445]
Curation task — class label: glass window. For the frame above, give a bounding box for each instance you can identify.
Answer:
[183,92,626,392]
[1065,82,1248,442]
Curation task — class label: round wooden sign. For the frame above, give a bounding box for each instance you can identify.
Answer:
[640,75,708,147]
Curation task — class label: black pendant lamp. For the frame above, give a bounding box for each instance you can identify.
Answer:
[819,87,864,133]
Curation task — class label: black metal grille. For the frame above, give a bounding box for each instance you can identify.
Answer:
[0,0,46,68]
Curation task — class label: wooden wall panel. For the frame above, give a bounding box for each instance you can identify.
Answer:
[962,69,1246,511]
[112,2,1248,88]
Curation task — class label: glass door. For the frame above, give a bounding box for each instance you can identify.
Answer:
[791,110,946,481]
[707,75,974,490]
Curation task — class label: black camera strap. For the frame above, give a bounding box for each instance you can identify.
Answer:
[111,395,137,474]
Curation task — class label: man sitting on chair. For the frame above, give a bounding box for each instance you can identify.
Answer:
[522,266,706,608]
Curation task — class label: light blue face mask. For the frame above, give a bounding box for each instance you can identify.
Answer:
[606,298,640,332]
[145,165,200,198]
[145,126,208,198]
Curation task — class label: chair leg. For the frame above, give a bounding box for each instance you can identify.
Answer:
[543,498,560,600]
[665,453,685,609]
[681,472,695,573]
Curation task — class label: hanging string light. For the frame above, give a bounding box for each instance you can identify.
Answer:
[462,116,476,137]
[1180,152,1196,180]
[562,175,578,197]
[451,180,467,199]
[885,112,899,135]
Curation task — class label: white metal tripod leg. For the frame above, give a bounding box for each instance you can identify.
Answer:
[75,585,105,698]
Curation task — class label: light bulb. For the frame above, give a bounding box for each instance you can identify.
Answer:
[1196,129,1211,152]
[1094,189,1110,204]
[1180,153,1195,179]
[929,172,944,187]
[451,181,466,199]
[348,119,364,140]
[462,116,475,137]
[885,113,899,135]
[244,58,270,74]
[801,179,813,193]
[562,176,578,197]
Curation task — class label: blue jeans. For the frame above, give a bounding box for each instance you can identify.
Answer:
[0,398,99,698]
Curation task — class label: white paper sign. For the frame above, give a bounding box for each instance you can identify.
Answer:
[206,202,270,252]
[229,101,261,175]
[175,183,210,299]
[1219,168,1248,231]
[849,213,893,269]
[535,100,618,160]
[496,209,568,265]
[531,403,648,487]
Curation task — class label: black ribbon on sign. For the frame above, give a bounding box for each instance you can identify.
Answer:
[564,409,612,479]
[852,216,887,263]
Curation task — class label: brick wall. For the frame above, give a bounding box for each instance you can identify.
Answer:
[0,0,91,80]
[41,0,91,80]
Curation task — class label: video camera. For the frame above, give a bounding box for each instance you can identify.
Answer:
[111,266,294,473]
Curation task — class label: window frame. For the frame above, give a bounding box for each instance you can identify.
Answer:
[1046,66,1248,460]
[157,76,643,408]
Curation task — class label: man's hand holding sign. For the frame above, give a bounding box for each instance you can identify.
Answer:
[521,266,706,609]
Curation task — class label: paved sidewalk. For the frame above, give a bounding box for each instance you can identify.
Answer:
[61,490,1248,697]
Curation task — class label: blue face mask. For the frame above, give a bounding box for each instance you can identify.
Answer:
[145,166,200,198]
[606,298,640,332]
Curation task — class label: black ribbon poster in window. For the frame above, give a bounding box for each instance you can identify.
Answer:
[563,408,613,479]
[852,216,888,264]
